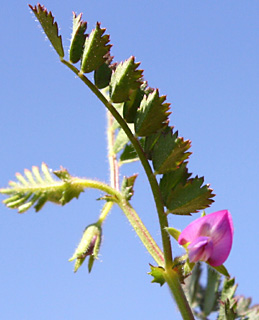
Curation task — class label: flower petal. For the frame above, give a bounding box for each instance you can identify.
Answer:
[178,210,234,266]
[188,236,214,263]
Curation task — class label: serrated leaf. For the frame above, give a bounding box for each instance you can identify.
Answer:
[81,22,111,73]
[94,60,112,89]
[69,12,87,63]
[164,176,215,215]
[160,162,191,203]
[0,163,84,213]
[121,174,138,200]
[134,89,170,137]
[148,264,165,286]
[109,56,143,103]
[152,127,191,174]
[29,4,64,57]
[123,83,147,123]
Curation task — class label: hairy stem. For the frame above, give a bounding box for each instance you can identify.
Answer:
[61,58,172,268]
[107,110,119,190]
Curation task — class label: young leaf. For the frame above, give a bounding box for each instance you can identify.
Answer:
[29,4,64,58]
[152,127,191,174]
[0,163,84,213]
[134,89,170,137]
[81,22,111,73]
[69,12,87,63]
[121,174,138,200]
[148,264,165,286]
[163,176,215,215]
[109,56,143,103]
[218,278,238,320]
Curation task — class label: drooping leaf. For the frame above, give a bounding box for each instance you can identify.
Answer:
[109,56,143,103]
[0,163,84,213]
[29,4,64,58]
[152,127,191,174]
[81,22,111,73]
[148,264,165,286]
[163,176,215,215]
[121,174,138,200]
[69,12,87,63]
[134,89,171,137]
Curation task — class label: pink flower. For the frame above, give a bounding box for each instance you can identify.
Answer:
[178,210,233,267]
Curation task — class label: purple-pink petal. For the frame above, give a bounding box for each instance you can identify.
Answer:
[188,236,214,263]
[178,210,233,266]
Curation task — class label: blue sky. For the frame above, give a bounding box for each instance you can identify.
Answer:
[0,1,258,319]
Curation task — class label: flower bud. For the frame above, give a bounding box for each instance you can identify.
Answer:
[69,223,102,272]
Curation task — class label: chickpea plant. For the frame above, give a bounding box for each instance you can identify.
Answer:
[1,4,258,320]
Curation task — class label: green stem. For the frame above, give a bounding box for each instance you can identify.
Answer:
[61,59,194,320]
[61,58,172,268]
[73,177,164,265]
[164,268,195,320]
[97,201,114,225]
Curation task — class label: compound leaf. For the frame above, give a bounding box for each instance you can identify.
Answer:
[29,4,64,58]
[69,12,87,63]
[0,163,84,213]
[134,89,170,137]
[81,22,111,73]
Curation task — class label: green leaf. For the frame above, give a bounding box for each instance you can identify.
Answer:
[113,128,130,154]
[163,176,215,215]
[210,263,230,278]
[29,4,64,58]
[218,278,238,320]
[0,163,84,213]
[109,56,143,103]
[202,266,221,316]
[69,12,87,63]
[123,83,147,123]
[134,89,170,137]
[121,174,138,200]
[183,263,203,307]
[148,264,165,286]
[165,227,181,241]
[159,162,191,202]
[81,22,111,73]
[119,138,145,165]
[152,127,191,174]
[94,58,113,89]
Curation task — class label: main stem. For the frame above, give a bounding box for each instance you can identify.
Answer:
[61,59,195,320]
[61,59,172,268]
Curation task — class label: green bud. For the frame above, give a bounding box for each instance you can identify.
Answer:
[69,223,102,273]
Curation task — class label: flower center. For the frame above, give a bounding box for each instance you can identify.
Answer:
[188,236,214,263]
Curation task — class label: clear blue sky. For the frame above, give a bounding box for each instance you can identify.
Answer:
[0,1,258,319]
